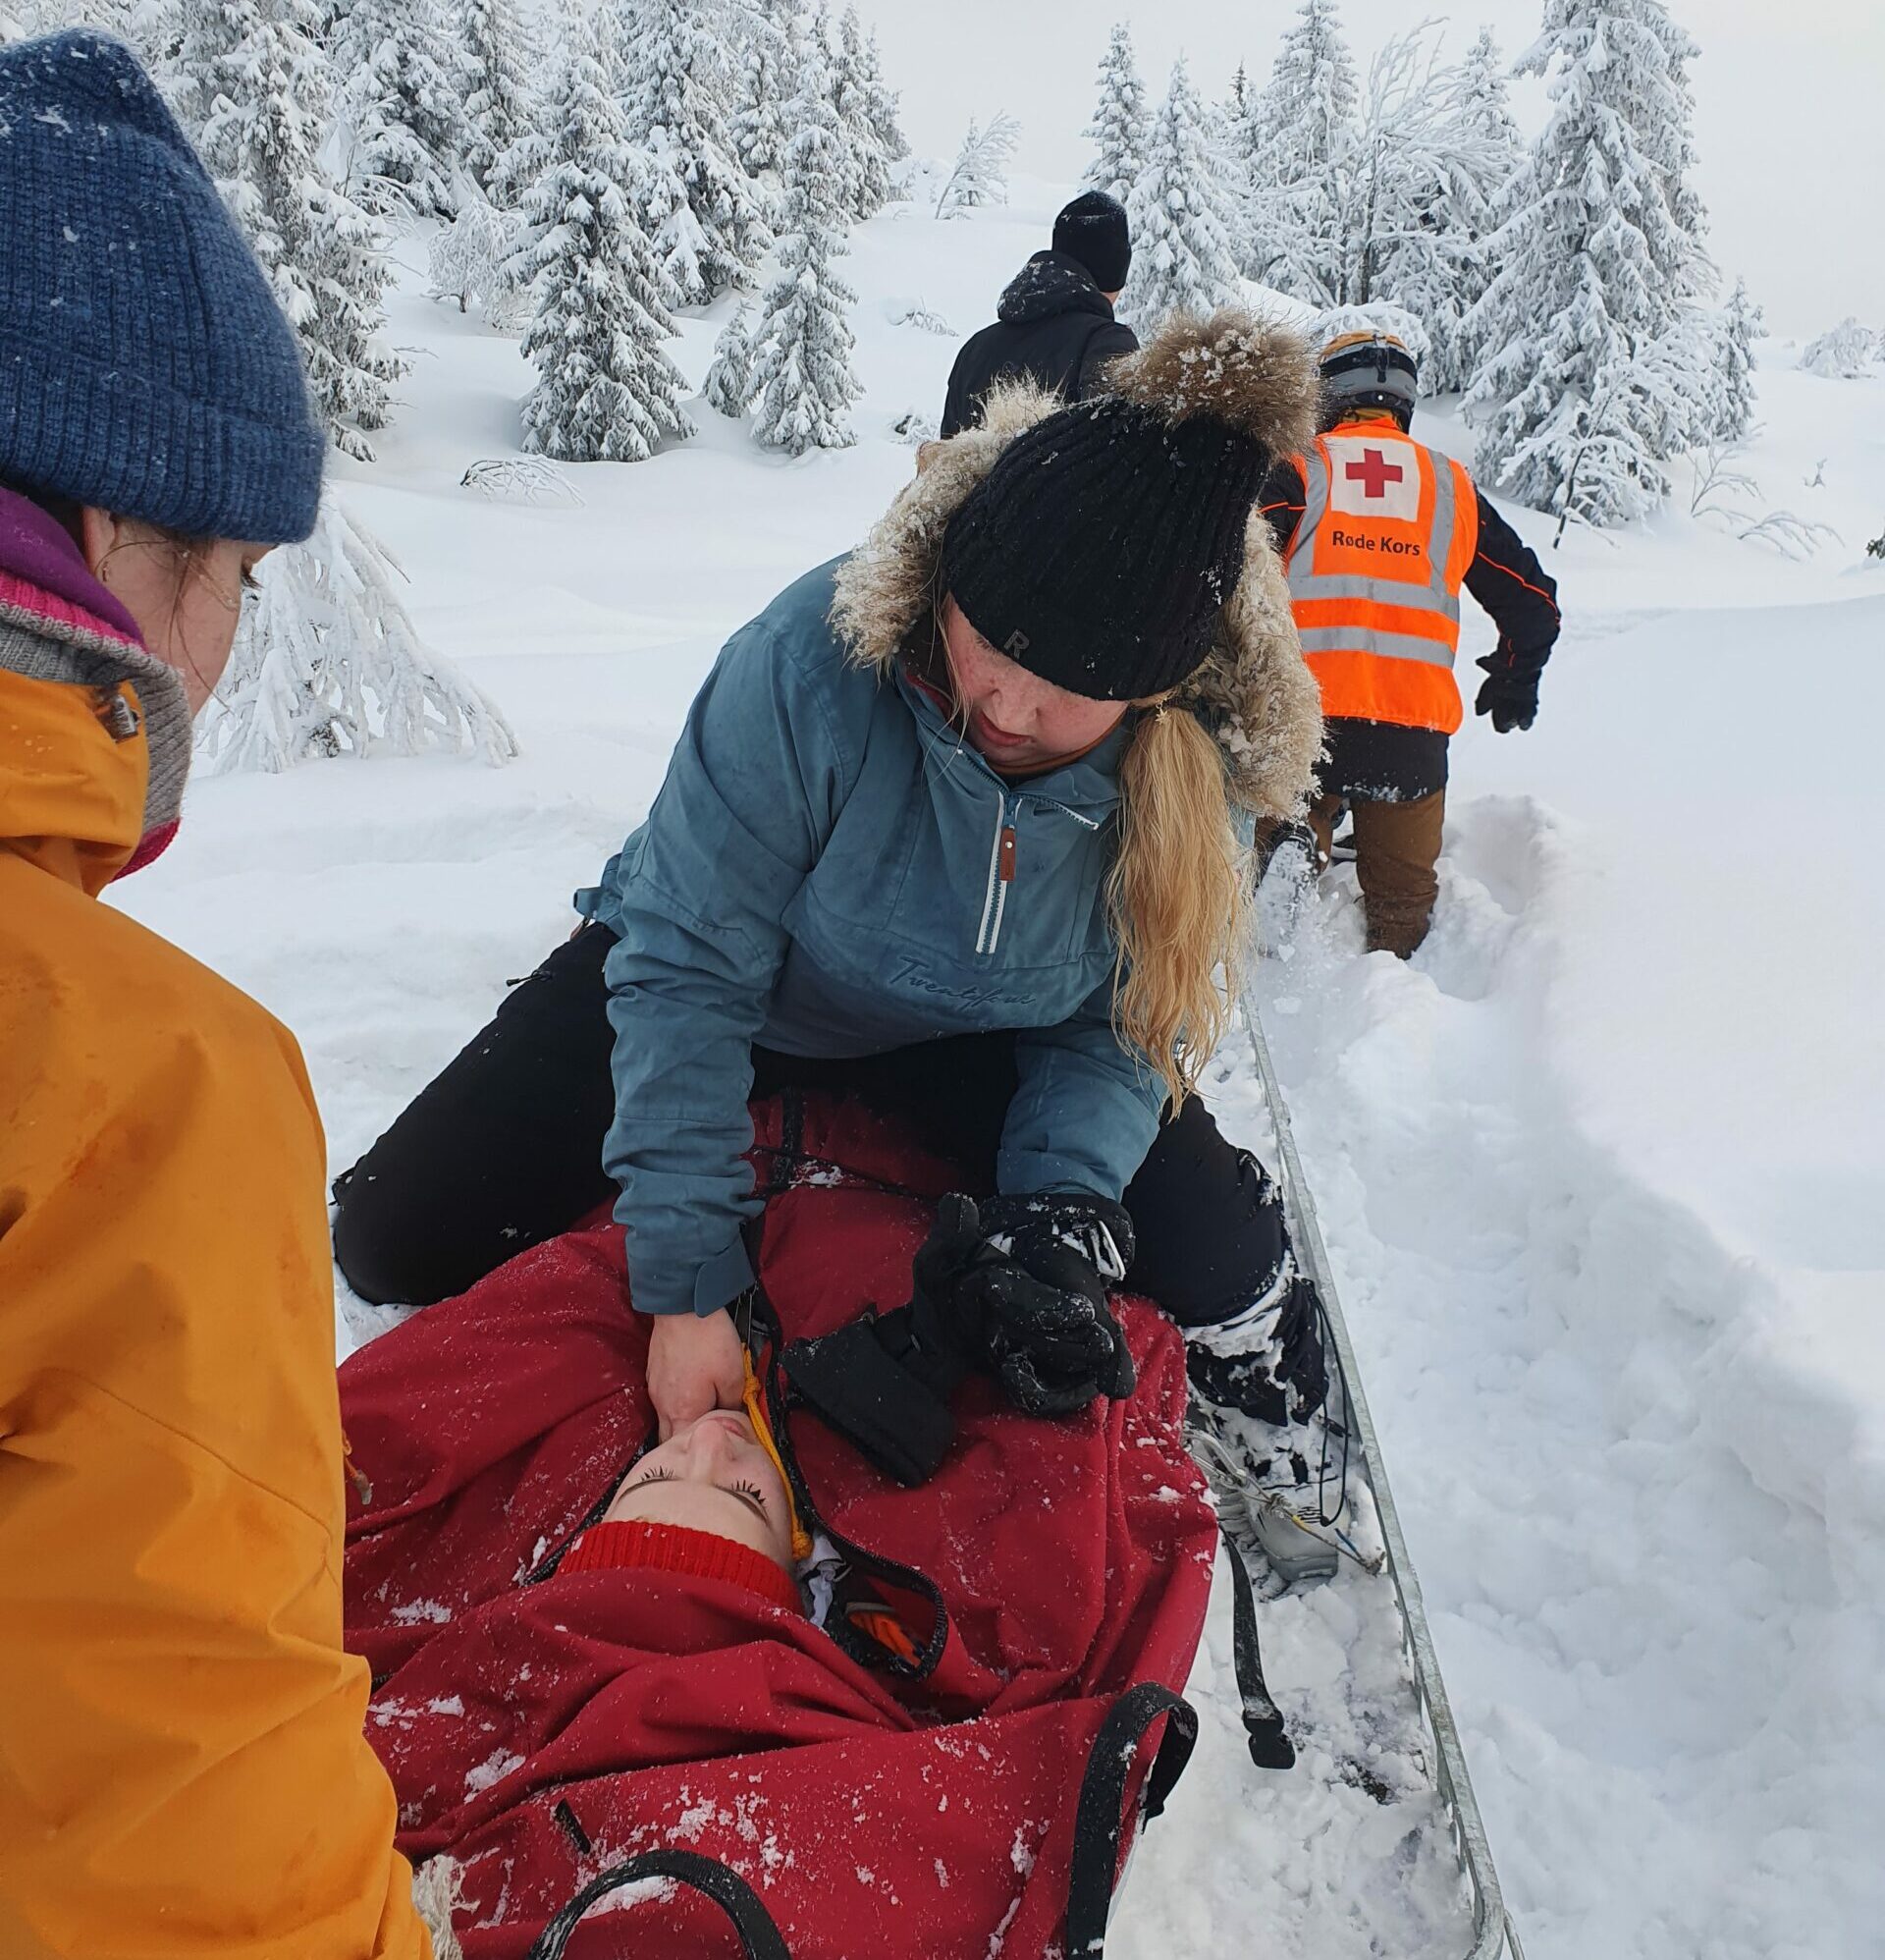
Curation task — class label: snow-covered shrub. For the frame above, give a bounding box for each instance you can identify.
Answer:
[891,408,939,445]
[515,24,692,463]
[884,298,955,336]
[1800,318,1881,379]
[934,111,1019,218]
[702,302,756,417]
[197,500,517,774]
[748,49,859,455]
[1120,58,1243,331]
[459,457,584,506]
[1083,23,1147,204]
[428,175,523,318]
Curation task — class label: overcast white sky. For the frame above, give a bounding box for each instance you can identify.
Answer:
[869,0,1885,338]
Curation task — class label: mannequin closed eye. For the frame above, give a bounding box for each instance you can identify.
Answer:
[619,1465,774,1529]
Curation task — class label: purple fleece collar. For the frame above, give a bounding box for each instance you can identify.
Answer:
[0,483,145,644]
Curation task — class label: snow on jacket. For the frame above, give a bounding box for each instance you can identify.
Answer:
[940,249,1140,436]
[575,381,1321,1317]
[0,487,432,1960]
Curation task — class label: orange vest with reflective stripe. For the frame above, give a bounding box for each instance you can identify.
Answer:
[1283,422,1479,735]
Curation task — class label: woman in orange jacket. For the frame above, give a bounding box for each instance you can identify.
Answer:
[0,32,437,1960]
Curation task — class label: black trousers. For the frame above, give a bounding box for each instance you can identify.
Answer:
[332,925,1288,1330]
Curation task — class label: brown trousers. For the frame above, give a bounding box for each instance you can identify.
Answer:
[1308,789,1445,957]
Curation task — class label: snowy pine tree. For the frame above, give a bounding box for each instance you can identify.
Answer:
[609,0,767,305]
[1244,0,1360,303]
[1465,0,1719,527]
[447,0,534,203]
[197,498,516,773]
[749,48,858,454]
[333,0,466,219]
[174,0,404,462]
[1712,277,1761,440]
[728,0,797,184]
[515,24,693,461]
[1800,317,1881,379]
[1082,23,1147,204]
[861,27,905,163]
[831,6,888,219]
[1119,59,1244,331]
[703,300,756,416]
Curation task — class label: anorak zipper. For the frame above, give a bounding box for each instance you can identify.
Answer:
[973,789,1103,958]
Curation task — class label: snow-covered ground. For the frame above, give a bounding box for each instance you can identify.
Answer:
[114,179,1885,1959]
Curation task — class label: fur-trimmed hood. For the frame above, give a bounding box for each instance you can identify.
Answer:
[833,314,1324,822]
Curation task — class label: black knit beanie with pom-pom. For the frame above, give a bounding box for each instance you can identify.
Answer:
[939,311,1318,701]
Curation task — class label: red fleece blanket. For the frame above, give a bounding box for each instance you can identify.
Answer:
[342,1096,1215,1959]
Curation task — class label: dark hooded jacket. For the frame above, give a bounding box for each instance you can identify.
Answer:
[939,251,1139,437]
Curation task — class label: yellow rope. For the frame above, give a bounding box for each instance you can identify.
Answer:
[743,1353,814,1562]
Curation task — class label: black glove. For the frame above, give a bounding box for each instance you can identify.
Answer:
[968,1193,1137,1416]
[781,1196,1005,1487]
[1475,652,1540,733]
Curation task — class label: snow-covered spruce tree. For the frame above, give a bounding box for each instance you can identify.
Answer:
[1082,23,1147,204]
[831,5,888,219]
[447,0,534,203]
[729,0,798,184]
[333,0,466,219]
[1244,0,1360,303]
[427,170,524,320]
[198,498,516,774]
[1711,277,1761,440]
[861,27,905,163]
[1800,317,1881,379]
[1119,59,1244,332]
[702,299,755,416]
[607,0,767,305]
[176,0,404,462]
[1464,0,1719,527]
[933,110,1019,218]
[515,27,691,461]
[749,49,858,454]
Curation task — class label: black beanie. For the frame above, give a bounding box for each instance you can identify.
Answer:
[940,312,1318,702]
[1052,191,1131,294]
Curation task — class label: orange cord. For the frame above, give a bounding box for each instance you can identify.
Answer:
[742,1353,814,1562]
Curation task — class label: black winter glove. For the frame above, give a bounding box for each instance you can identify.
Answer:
[968,1193,1138,1417]
[1475,652,1540,734]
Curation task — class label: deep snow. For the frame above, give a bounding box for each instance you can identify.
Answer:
[113,179,1885,1959]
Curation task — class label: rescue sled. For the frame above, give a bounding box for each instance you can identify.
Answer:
[1221,986,1528,1960]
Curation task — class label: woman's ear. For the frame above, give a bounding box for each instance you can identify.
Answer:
[78,505,124,583]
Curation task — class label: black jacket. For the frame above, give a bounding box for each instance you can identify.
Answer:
[1261,448,1562,800]
[940,251,1139,438]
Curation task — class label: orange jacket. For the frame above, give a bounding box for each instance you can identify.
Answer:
[0,576,431,1956]
[1278,417,1480,735]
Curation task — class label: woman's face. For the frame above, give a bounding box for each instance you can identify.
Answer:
[82,510,269,716]
[602,1409,795,1569]
[940,593,1127,770]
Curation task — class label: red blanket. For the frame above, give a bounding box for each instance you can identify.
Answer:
[342,1096,1215,1958]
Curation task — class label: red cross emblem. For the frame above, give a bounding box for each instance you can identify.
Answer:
[1345,448,1405,499]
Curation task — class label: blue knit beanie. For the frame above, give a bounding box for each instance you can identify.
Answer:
[0,30,323,543]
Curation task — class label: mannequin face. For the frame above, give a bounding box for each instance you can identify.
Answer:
[603,1409,794,1568]
[81,508,269,714]
[939,593,1127,770]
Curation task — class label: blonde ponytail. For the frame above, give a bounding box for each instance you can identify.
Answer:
[1106,706,1249,1111]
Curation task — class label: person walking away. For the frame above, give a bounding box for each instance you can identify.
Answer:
[940,191,1139,436]
[1261,331,1561,955]
[0,32,438,1960]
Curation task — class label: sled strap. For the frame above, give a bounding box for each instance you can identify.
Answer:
[524,1848,791,1960]
[1063,1684,1199,1958]
[1226,1535,1297,1770]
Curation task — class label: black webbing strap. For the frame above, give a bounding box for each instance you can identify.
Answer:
[1063,1684,1199,1958]
[1225,1535,1296,1770]
[524,1848,791,1960]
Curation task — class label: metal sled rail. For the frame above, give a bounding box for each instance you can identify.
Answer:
[1240,987,1525,1960]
